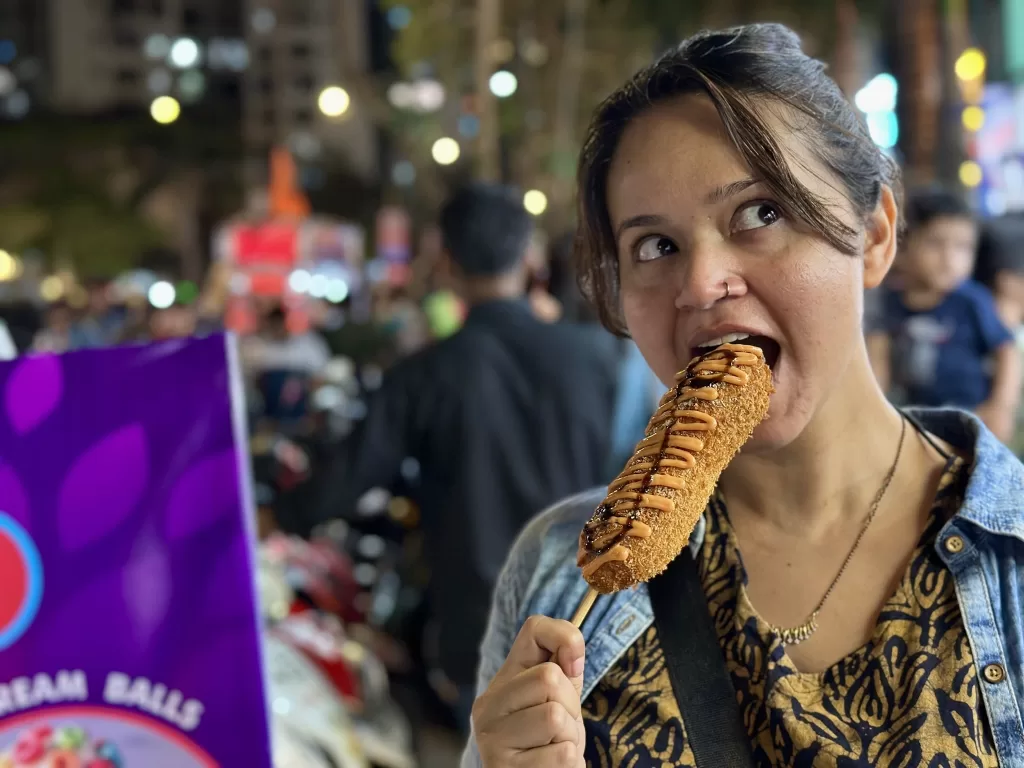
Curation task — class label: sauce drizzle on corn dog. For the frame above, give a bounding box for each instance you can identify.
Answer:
[579,343,765,581]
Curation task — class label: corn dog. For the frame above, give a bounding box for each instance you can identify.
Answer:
[576,343,772,595]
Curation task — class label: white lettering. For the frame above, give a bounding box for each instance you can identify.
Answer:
[31,673,55,704]
[0,671,88,715]
[103,672,130,703]
[0,684,13,716]
[11,678,29,708]
[55,670,87,702]
[103,673,204,732]
[178,700,204,732]
[127,677,152,708]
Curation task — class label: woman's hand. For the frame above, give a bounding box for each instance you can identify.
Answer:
[472,616,586,768]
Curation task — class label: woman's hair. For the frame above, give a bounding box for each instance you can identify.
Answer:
[575,23,904,335]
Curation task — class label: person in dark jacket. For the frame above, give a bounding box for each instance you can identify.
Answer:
[314,184,619,730]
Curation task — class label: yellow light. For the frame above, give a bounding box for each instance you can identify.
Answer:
[150,95,181,124]
[318,86,350,117]
[0,250,15,282]
[523,189,548,216]
[431,137,460,165]
[962,106,985,132]
[955,48,987,81]
[40,275,64,302]
[959,160,983,188]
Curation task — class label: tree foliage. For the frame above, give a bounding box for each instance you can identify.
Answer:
[0,110,243,277]
[380,0,885,222]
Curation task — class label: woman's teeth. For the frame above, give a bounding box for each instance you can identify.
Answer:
[697,332,751,349]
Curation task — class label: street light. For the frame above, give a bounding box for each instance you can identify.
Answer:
[148,281,176,309]
[962,106,985,132]
[318,86,350,117]
[150,95,181,124]
[489,70,517,98]
[431,137,460,165]
[959,160,983,188]
[523,189,548,216]
[955,48,986,81]
[169,37,200,69]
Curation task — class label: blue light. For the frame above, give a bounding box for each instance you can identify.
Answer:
[866,111,899,149]
[0,41,15,65]
[855,72,898,113]
[458,114,480,138]
[387,6,412,29]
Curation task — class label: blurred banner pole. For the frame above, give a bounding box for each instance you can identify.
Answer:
[832,0,860,98]
[1006,0,1024,82]
[475,0,502,181]
[896,0,942,184]
[552,0,587,217]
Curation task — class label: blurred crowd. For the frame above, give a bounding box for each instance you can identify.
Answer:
[3,180,1023,750]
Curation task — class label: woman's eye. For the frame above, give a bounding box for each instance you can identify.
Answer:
[732,202,782,233]
[636,236,679,263]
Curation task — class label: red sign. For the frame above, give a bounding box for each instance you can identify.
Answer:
[232,223,299,268]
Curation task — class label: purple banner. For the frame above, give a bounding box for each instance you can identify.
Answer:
[0,336,271,767]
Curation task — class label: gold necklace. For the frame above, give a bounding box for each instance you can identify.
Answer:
[767,415,907,646]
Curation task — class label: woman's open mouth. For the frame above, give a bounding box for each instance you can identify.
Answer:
[691,333,781,371]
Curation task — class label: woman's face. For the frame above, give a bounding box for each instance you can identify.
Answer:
[607,94,892,449]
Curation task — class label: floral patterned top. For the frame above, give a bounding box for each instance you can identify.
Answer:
[582,456,998,767]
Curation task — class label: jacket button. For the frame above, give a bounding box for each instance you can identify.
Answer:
[983,663,1006,684]
[944,535,965,554]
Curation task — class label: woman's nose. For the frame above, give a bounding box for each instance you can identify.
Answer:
[672,244,739,310]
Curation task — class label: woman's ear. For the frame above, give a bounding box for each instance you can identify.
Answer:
[863,185,899,291]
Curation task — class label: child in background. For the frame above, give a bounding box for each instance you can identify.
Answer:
[975,215,1024,330]
[974,215,1024,452]
[867,187,1022,442]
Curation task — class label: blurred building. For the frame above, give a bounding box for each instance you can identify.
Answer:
[45,0,245,117]
[0,0,47,119]
[241,0,379,185]
[3,0,378,185]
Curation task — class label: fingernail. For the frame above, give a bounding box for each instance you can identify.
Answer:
[571,657,585,678]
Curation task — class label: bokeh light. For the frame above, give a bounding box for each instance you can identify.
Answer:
[40,276,64,302]
[144,34,171,60]
[150,96,181,124]
[489,70,518,98]
[176,280,198,304]
[955,48,986,81]
[0,67,15,96]
[169,38,200,69]
[962,106,985,132]
[288,269,312,294]
[148,281,176,309]
[959,160,983,188]
[391,161,416,186]
[0,250,19,282]
[523,189,548,216]
[431,137,460,165]
[326,279,349,303]
[387,6,412,29]
[318,86,351,117]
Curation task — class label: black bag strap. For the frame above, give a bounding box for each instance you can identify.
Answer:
[648,548,756,767]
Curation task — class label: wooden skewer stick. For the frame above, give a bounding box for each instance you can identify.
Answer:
[570,587,599,628]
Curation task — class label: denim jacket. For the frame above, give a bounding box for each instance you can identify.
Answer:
[461,409,1024,767]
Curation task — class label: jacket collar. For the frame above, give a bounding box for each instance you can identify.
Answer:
[908,408,1024,542]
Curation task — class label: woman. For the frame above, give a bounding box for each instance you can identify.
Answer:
[463,24,1024,768]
